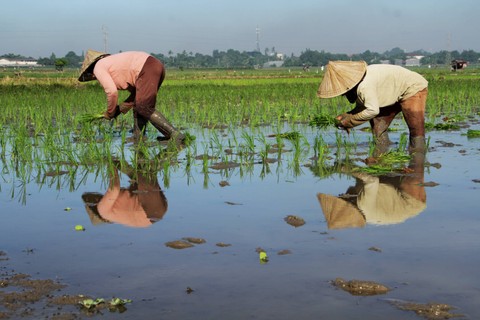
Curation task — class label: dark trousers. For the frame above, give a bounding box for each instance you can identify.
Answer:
[127,56,166,119]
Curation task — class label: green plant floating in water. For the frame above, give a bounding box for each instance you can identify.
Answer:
[426,122,461,131]
[79,298,105,309]
[356,151,411,174]
[309,114,339,128]
[466,129,480,138]
[110,297,132,306]
[79,297,132,309]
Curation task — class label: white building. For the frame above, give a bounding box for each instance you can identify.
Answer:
[0,58,38,67]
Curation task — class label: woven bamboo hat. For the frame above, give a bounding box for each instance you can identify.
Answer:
[317,60,367,98]
[317,193,366,229]
[78,49,110,82]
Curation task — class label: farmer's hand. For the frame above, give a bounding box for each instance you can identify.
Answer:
[336,113,366,130]
[103,112,114,120]
[104,106,121,120]
[335,113,355,130]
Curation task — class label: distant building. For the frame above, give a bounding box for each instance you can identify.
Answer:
[263,60,284,68]
[0,58,38,67]
[405,58,421,67]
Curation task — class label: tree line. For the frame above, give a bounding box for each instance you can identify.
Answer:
[2,47,480,69]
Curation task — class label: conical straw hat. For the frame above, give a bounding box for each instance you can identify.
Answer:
[317,193,366,229]
[317,60,367,98]
[78,49,110,82]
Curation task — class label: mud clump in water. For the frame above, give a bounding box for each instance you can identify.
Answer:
[284,215,305,227]
[333,277,390,296]
[182,237,206,244]
[165,240,195,249]
[388,299,464,320]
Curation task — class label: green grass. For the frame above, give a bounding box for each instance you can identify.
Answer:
[0,67,479,188]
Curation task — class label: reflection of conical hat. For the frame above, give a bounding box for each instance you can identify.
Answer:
[78,49,110,82]
[317,61,367,98]
[317,193,366,229]
[82,192,110,225]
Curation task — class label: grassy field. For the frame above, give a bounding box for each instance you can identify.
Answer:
[0,66,479,188]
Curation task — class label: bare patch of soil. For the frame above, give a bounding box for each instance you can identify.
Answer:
[284,215,306,227]
[333,278,390,296]
[0,252,84,319]
[387,299,464,319]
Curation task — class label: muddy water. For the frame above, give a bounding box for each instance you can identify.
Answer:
[1,121,479,319]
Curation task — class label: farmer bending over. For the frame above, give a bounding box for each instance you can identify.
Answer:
[317,61,428,153]
[78,50,185,143]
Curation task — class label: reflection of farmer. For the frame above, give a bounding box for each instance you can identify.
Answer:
[78,50,185,143]
[82,165,168,228]
[317,61,428,152]
[318,153,426,229]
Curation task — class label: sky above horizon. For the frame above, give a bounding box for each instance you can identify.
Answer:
[2,0,479,58]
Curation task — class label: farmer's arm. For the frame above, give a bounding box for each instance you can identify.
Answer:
[93,66,120,118]
[337,88,380,128]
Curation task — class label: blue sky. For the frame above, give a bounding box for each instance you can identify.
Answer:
[2,0,479,58]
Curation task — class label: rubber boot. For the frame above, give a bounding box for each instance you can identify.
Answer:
[148,111,185,143]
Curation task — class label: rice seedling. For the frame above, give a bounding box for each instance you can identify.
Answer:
[77,113,105,123]
[309,114,339,129]
[0,66,479,192]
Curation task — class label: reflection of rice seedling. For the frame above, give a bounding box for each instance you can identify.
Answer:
[77,113,104,123]
[309,114,339,128]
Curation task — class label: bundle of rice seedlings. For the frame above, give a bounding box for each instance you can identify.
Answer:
[77,113,105,123]
[309,114,339,128]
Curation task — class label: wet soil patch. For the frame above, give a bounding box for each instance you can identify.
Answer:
[0,252,87,319]
[333,278,390,296]
[284,215,306,227]
[387,299,465,320]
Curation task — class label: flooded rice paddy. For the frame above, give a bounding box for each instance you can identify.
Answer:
[1,117,480,319]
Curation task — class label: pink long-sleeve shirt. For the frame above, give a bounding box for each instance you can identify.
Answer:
[93,51,150,116]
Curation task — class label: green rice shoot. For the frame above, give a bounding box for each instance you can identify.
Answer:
[77,113,105,123]
[309,114,339,128]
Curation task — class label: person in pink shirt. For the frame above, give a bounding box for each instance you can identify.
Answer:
[82,164,168,228]
[78,49,185,143]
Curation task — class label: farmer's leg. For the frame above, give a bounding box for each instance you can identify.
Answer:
[370,104,401,155]
[400,88,428,152]
[134,56,164,119]
[132,110,148,141]
[135,57,184,142]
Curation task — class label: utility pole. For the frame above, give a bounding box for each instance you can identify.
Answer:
[445,32,451,68]
[102,25,108,53]
[256,25,261,52]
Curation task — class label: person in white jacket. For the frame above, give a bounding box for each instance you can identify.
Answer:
[317,61,428,152]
